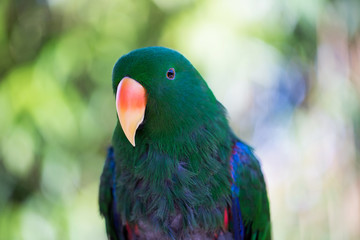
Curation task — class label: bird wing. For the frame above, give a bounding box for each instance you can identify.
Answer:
[229,140,271,240]
[99,147,126,240]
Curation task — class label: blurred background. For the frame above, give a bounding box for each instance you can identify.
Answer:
[0,0,359,239]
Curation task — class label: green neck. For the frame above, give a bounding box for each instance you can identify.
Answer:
[112,102,233,234]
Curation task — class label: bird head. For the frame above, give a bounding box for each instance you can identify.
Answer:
[112,47,217,147]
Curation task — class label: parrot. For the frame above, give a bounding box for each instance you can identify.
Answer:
[99,47,271,240]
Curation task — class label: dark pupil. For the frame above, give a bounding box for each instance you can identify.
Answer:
[167,68,175,79]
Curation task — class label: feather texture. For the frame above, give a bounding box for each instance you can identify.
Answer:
[99,47,271,240]
[99,147,124,240]
[229,141,271,240]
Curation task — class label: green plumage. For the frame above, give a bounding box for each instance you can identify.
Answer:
[99,47,271,240]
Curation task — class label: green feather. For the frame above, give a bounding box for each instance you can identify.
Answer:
[112,47,232,232]
[99,46,271,239]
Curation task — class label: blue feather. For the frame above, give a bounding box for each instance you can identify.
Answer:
[107,147,122,240]
[230,142,246,240]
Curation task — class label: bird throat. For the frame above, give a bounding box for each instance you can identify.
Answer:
[112,107,233,238]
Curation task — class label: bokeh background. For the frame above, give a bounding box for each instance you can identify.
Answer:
[0,0,360,239]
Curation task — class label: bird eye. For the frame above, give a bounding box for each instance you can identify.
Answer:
[166,68,175,80]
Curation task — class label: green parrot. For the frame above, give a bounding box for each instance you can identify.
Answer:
[99,47,271,240]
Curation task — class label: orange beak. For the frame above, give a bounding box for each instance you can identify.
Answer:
[116,77,147,147]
